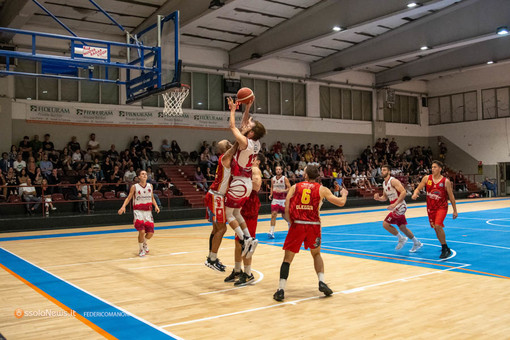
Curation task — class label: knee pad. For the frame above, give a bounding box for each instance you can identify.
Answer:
[233,208,245,225]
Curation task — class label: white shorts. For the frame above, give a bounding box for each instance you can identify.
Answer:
[225,176,252,209]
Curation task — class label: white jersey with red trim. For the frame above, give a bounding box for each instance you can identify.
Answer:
[271,175,287,201]
[383,176,406,215]
[133,183,153,211]
[234,139,260,173]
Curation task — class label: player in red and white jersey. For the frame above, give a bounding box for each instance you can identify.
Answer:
[374,165,422,252]
[412,160,458,259]
[273,165,348,302]
[224,153,264,286]
[267,165,290,239]
[204,139,237,272]
[118,170,160,257]
[224,97,266,258]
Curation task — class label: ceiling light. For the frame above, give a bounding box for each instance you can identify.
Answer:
[487,61,494,64]
[420,46,429,50]
[209,0,224,10]
[332,26,342,32]
[407,2,418,8]
[497,26,509,35]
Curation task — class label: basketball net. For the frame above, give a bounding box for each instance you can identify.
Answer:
[161,84,189,116]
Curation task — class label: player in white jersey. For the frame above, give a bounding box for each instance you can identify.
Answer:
[268,165,290,239]
[225,97,266,258]
[374,165,422,252]
[118,170,160,256]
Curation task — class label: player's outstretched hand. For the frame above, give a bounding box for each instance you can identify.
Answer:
[227,97,237,111]
[453,211,458,219]
[118,207,125,215]
[387,203,396,211]
[411,193,418,200]
[340,188,349,196]
[155,206,160,214]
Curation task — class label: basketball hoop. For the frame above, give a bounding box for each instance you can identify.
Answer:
[161,84,190,116]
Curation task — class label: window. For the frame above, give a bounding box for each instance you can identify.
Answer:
[15,60,37,100]
[384,94,419,124]
[482,86,510,119]
[428,91,478,125]
[320,85,372,121]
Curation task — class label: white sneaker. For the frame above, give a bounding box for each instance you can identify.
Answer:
[245,239,258,259]
[143,242,149,253]
[241,237,253,257]
[51,206,57,211]
[139,250,146,257]
[410,241,423,253]
[267,232,275,239]
[395,237,408,250]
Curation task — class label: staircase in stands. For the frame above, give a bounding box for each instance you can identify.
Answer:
[160,165,206,208]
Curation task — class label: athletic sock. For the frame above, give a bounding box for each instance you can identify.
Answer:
[234,227,244,239]
[138,243,144,251]
[269,225,275,234]
[210,252,217,261]
[396,233,405,241]
[278,279,287,290]
[242,228,251,238]
[234,261,242,272]
[411,237,420,244]
[317,272,325,282]
[244,265,251,276]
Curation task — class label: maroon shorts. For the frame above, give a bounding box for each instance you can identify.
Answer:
[428,209,448,227]
[271,203,285,214]
[384,212,408,227]
[134,220,154,233]
[235,217,258,241]
[283,223,321,254]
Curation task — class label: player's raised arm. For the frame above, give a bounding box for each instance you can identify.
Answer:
[284,184,296,223]
[118,184,135,215]
[412,175,428,200]
[445,178,458,219]
[241,96,254,130]
[320,186,348,207]
[227,97,248,150]
[221,141,238,168]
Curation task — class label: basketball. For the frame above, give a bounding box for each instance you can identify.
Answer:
[236,87,254,104]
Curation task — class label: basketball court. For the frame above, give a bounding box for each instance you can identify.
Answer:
[1,0,510,339]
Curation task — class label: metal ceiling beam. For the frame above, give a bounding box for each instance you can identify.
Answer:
[228,0,440,69]
[375,36,510,86]
[310,0,510,77]
[0,0,47,43]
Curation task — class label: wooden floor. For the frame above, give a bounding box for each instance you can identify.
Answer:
[1,198,510,339]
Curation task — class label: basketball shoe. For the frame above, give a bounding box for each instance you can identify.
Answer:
[319,281,333,296]
[395,237,408,250]
[234,272,254,286]
[410,241,423,253]
[205,257,226,272]
[224,269,242,283]
[273,289,285,301]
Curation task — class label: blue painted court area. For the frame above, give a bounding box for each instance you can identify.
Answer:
[255,207,510,280]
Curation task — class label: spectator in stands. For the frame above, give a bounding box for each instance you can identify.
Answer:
[121,149,133,171]
[41,178,56,215]
[106,144,120,163]
[68,136,81,153]
[141,135,153,157]
[20,178,41,215]
[454,170,467,191]
[155,168,170,191]
[102,155,114,175]
[129,147,141,170]
[146,166,157,186]
[161,139,172,162]
[39,153,53,178]
[91,158,104,181]
[482,177,497,197]
[13,154,26,173]
[86,167,102,192]
[42,134,55,153]
[140,148,152,170]
[47,168,61,194]
[205,167,215,186]
[194,167,208,192]
[33,168,44,188]
[8,145,18,164]
[0,171,6,199]
[19,136,32,160]
[199,141,209,155]
[72,149,86,170]
[31,135,43,158]
[323,164,333,188]
[439,141,447,162]
[389,138,399,155]
[83,148,94,165]
[87,133,101,159]
[5,167,18,198]
[0,152,10,174]
[295,165,304,180]
[123,165,137,183]
[199,148,211,173]
[130,136,141,153]
[359,170,373,190]
[171,140,186,165]
[342,161,352,177]
[60,147,72,170]
[109,165,123,191]
[76,177,94,213]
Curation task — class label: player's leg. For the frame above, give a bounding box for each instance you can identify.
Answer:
[273,249,296,301]
[398,224,423,252]
[225,235,243,282]
[206,222,227,272]
[309,246,332,296]
[431,209,451,258]
[143,220,154,254]
[137,229,146,256]
[383,215,407,250]
[268,208,278,239]
[235,217,258,285]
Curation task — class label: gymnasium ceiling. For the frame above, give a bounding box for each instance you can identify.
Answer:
[0,0,509,86]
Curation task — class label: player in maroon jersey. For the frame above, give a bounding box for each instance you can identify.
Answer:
[224,153,264,285]
[412,160,458,259]
[273,165,348,301]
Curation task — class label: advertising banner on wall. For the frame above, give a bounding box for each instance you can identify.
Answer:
[20,102,240,130]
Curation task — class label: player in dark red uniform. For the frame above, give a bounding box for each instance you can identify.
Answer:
[412,160,458,259]
[224,154,263,286]
[273,165,348,301]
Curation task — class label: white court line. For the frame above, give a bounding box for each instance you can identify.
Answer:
[486,219,510,228]
[457,217,492,221]
[161,264,470,329]
[1,247,183,339]
[199,269,264,295]
[44,247,233,269]
[323,244,458,262]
